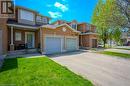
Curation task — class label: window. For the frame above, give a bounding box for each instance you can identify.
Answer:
[128,33,130,37]
[42,17,48,23]
[36,16,42,22]
[15,32,22,41]
[20,9,34,21]
[86,24,90,31]
[71,24,77,29]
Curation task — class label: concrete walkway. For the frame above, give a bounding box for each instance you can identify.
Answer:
[105,49,130,54]
[50,51,130,86]
[6,53,45,58]
[0,55,4,68]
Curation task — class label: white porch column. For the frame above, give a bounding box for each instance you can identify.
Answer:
[10,26,14,51]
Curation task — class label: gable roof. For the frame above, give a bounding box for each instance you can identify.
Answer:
[41,24,80,33]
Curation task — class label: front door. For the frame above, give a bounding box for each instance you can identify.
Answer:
[25,32,35,48]
[92,39,97,48]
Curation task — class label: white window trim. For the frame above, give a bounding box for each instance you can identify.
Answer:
[19,9,34,21]
[71,23,77,30]
[15,32,22,41]
[42,17,48,23]
[36,16,42,22]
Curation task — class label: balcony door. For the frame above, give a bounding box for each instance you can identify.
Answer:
[25,32,35,48]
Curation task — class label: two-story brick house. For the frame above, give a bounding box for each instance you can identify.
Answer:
[53,20,98,49]
[0,6,80,55]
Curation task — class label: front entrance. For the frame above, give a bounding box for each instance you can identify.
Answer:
[92,39,97,48]
[25,32,35,48]
[0,30,2,54]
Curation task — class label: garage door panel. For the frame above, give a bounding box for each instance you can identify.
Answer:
[45,37,62,54]
[66,38,77,51]
[0,30,2,54]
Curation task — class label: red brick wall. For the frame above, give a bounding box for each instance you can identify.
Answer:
[0,18,8,54]
[79,34,98,48]
[77,23,96,33]
[77,24,87,33]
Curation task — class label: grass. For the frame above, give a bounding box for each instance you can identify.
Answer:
[0,57,93,86]
[99,51,130,58]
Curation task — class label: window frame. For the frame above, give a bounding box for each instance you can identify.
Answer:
[20,9,34,21]
[71,23,77,30]
[36,15,42,22]
[42,17,48,23]
[15,32,22,41]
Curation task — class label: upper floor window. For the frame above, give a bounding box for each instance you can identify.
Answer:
[86,25,90,31]
[36,16,42,22]
[42,17,48,24]
[71,24,77,29]
[20,9,34,21]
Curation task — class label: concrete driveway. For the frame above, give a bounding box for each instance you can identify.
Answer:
[50,51,130,86]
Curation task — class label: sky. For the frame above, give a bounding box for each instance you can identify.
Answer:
[15,0,98,23]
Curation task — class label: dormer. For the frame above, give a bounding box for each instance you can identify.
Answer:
[71,20,78,30]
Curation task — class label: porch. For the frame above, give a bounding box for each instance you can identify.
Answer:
[7,24,41,55]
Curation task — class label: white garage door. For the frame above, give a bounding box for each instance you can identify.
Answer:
[45,37,62,54]
[0,30,2,55]
[66,38,78,51]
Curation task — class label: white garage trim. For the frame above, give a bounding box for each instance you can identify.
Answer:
[44,34,64,54]
[65,36,79,50]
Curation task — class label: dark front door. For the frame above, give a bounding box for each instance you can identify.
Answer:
[92,39,97,48]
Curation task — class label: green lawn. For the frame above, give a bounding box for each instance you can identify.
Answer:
[0,57,93,86]
[99,51,130,58]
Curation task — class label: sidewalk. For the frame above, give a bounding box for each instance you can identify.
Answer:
[105,49,130,54]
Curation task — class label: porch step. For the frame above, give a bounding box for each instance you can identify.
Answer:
[8,49,39,56]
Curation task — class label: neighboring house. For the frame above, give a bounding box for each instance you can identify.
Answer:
[0,6,80,55]
[53,20,98,49]
[121,30,130,46]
